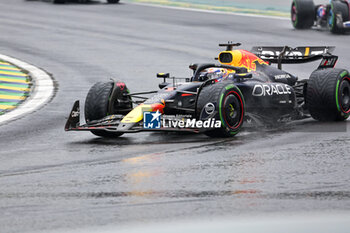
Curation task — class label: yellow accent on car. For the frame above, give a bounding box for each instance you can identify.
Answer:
[121,104,153,123]
[305,47,310,56]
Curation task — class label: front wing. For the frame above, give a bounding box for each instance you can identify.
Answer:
[64,101,203,134]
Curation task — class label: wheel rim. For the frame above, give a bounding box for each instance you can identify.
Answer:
[339,77,350,114]
[222,91,243,129]
[291,4,297,23]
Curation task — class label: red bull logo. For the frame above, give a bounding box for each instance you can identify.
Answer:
[219,49,268,71]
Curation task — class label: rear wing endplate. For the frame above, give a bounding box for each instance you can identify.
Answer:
[251,46,337,69]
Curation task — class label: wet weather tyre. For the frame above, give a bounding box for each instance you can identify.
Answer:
[107,0,119,3]
[85,81,131,138]
[306,69,350,121]
[291,0,315,29]
[197,82,245,138]
[328,1,349,34]
[53,0,65,3]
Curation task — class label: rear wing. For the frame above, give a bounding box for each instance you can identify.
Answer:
[251,46,338,69]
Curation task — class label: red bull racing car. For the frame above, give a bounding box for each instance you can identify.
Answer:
[291,0,350,33]
[65,42,350,138]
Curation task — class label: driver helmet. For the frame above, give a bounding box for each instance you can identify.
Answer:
[317,5,326,19]
[204,68,229,81]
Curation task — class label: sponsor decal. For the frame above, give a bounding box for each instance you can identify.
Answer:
[144,92,171,104]
[162,115,221,129]
[71,108,80,118]
[252,84,292,96]
[274,74,291,80]
[204,103,215,115]
[143,110,161,129]
[260,49,324,59]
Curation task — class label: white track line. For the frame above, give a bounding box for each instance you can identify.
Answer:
[0,54,54,125]
[128,2,289,20]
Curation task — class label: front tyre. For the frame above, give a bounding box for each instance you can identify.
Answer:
[306,69,350,121]
[291,0,315,29]
[107,0,120,3]
[85,81,131,138]
[197,82,245,138]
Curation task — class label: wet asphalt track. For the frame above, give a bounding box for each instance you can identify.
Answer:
[0,0,350,232]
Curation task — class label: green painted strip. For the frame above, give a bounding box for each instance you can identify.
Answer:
[0,59,31,115]
[0,69,25,74]
[0,102,18,106]
[0,65,18,69]
[225,84,234,90]
[0,91,28,96]
[0,75,28,80]
[219,92,225,126]
[336,80,341,112]
[340,71,348,78]
[0,83,30,88]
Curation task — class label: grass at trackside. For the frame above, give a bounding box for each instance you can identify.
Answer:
[125,0,290,18]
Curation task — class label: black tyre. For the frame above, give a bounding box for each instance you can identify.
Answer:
[197,82,245,138]
[53,0,65,4]
[291,0,315,29]
[306,69,350,121]
[107,0,119,3]
[328,0,349,33]
[85,81,132,138]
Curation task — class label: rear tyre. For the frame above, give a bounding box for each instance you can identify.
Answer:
[306,69,350,121]
[85,81,132,138]
[197,82,245,138]
[291,0,315,29]
[107,0,119,3]
[328,1,349,34]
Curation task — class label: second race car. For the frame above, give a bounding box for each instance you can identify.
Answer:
[291,0,350,33]
[65,42,350,138]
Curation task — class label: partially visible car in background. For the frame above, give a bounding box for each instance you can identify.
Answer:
[291,0,350,33]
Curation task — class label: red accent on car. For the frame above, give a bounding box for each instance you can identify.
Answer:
[340,77,350,114]
[116,82,125,90]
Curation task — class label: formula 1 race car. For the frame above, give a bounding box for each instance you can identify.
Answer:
[65,42,350,138]
[291,0,350,33]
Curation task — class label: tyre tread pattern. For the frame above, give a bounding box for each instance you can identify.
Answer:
[306,68,347,121]
[292,0,315,29]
